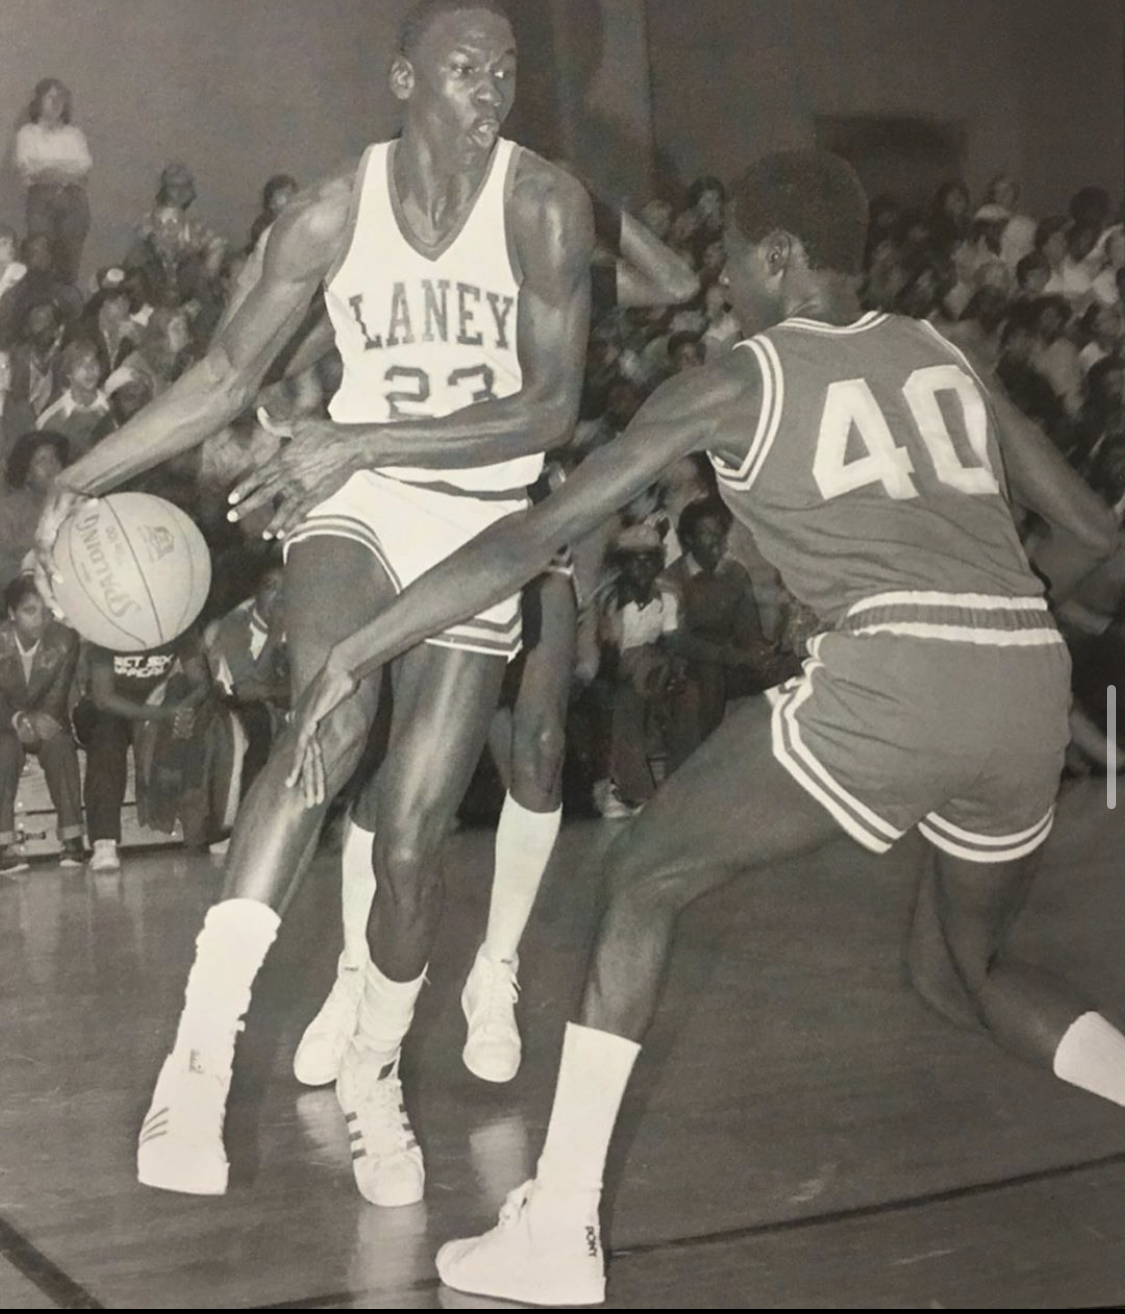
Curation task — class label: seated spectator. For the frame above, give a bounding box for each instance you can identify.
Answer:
[130,162,226,279]
[89,374,154,447]
[0,576,83,874]
[1092,227,1125,307]
[0,431,68,583]
[124,204,220,339]
[206,561,288,803]
[1015,252,1051,302]
[35,339,108,459]
[1054,224,1100,305]
[0,235,82,347]
[247,173,298,252]
[105,307,192,400]
[981,174,1036,268]
[0,352,36,474]
[929,180,971,257]
[593,524,695,816]
[15,77,93,285]
[1077,356,1125,476]
[74,267,139,381]
[7,302,65,417]
[997,311,1072,451]
[72,628,219,872]
[1030,295,1083,419]
[664,498,796,745]
[1077,302,1123,376]
[0,225,27,306]
[666,330,705,375]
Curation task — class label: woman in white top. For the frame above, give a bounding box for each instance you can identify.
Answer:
[15,79,92,285]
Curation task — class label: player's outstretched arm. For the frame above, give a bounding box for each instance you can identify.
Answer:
[287,358,754,799]
[614,208,701,309]
[33,172,351,605]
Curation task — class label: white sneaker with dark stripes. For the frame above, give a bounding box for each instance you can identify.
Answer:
[293,955,364,1086]
[437,1180,606,1306]
[136,1042,235,1195]
[336,1044,424,1207]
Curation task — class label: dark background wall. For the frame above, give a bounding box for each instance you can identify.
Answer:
[0,0,1121,278]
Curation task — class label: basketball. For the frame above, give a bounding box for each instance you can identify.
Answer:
[53,493,212,652]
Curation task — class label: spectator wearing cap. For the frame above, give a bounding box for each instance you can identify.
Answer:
[247,174,298,253]
[131,163,226,279]
[35,340,108,461]
[15,79,92,284]
[124,205,221,343]
[73,268,139,383]
[593,523,695,816]
[0,431,68,584]
[8,303,65,419]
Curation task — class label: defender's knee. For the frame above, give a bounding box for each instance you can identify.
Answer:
[511,714,566,800]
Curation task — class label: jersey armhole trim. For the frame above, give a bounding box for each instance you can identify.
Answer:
[503,141,524,286]
[324,145,375,291]
[711,337,784,492]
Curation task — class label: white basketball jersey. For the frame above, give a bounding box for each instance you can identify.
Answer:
[324,137,538,494]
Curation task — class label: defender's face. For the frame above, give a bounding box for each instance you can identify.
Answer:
[400,10,517,155]
[720,224,784,336]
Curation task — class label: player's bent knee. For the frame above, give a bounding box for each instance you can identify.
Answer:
[511,715,566,794]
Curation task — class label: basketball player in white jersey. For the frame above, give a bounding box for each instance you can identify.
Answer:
[34,0,595,1205]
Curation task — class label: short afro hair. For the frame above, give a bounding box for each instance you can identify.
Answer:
[678,496,732,545]
[398,0,511,56]
[6,430,69,490]
[728,149,869,276]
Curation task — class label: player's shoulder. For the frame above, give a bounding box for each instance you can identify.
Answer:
[509,149,592,246]
[262,160,362,273]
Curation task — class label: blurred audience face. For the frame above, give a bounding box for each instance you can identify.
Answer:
[620,549,664,594]
[0,233,17,268]
[695,185,724,224]
[704,284,730,322]
[669,337,704,373]
[670,211,701,245]
[701,240,726,278]
[988,176,1018,211]
[1035,302,1067,345]
[24,304,60,353]
[682,512,729,573]
[99,290,131,331]
[606,381,642,430]
[66,345,101,396]
[110,379,153,425]
[26,444,63,495]
[942,186,969,221]
[23,235,55,275]
[38,83,68,128]
[150,206,187,261]
[1105,230,1125,270]
[9,589,47,645]
[1091,305,1123,348]
[1042,229,1067,268]
[1069,226,1099,264]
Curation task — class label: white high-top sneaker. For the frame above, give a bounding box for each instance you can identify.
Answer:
[89,839,121,873]
[336,1043,424,1207]
[137,1030,239,1195]
[293,955,364,1086]
[437,1179,606,1306]
[461,947,521,1083]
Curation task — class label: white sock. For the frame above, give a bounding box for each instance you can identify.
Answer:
[1053,1011,1125,1106]
[341,818,376,971]
[174,898,280,1058]
[353,959,427,1067]
[536,1022,640,1199]
[483,794,561,963]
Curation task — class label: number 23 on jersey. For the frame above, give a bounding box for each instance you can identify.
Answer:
[813,363,999,502]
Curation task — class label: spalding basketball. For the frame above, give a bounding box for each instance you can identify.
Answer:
[53,493,211,652]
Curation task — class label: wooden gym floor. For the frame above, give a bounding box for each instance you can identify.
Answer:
[1,777,1124,1309]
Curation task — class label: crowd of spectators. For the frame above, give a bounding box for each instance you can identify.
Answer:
[0,72,1121,850]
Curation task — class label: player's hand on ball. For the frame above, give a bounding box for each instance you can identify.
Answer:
[34,482,93,621]
[228,418,361,541]
[286,653,360,808]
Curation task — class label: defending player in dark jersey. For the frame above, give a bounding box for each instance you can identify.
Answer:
[289,149,1122,1308]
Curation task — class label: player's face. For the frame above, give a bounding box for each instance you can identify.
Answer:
[401,11,517,157]
[11,593,46,643]
[720,225,784,336]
